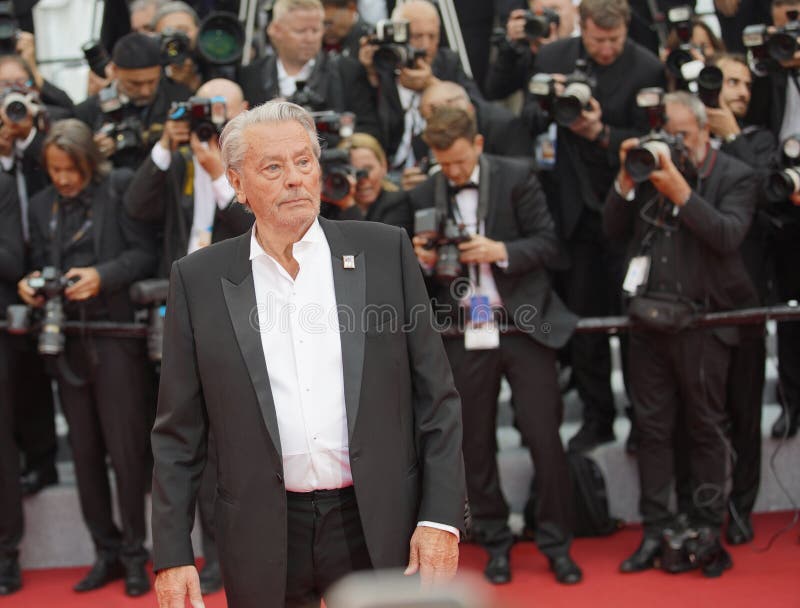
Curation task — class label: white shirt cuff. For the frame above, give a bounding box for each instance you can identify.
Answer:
[0,155,13,172]
[151,141,172,171]
[417,521,460,541]
[614,178,635,201]
[212,174,236,209]
[495,258,509,269]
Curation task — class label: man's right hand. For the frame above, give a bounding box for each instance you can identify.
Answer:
[155,565,205,608]
[506,9,529,43]
[160,119,191,152]
[401,167,428,191]
[412,235,438,267]
[615,137,639,198]
[17,272,44,308]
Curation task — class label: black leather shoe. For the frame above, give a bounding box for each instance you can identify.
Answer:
[568,422,615,453]
[484,554,511,585]
[124,561,150,597]
[702,546,733,578]
[620,536,662,573]
[771,407,799,439]
[73,557,125,592]
[199,560,223,595]
[725,514,754,546]
[0,556,22,596]
[549,555,582,584]
[20,465,58,497]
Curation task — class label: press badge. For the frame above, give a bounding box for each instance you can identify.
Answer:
[464,294,499,350]
[622,255,651,295]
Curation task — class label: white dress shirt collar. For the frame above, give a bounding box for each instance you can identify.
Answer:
[276,58,317,99]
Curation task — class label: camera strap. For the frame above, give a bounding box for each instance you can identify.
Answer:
[49,196,94,271]
[447,185,481,288]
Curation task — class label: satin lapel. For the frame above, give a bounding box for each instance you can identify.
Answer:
[478,155,494,235]
[318,218,365,440]
[221,232,282,455]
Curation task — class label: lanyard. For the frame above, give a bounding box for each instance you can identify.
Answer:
[49,196,93,270]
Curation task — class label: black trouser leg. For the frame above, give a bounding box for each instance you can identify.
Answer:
[443,338,510,555]
[501,335,573,558]
[0,335,23,560]
[727,329,766,518]
[198,430,219,567]
[777,319,800,417]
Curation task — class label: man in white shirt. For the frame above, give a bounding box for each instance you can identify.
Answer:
[151,100,465,608]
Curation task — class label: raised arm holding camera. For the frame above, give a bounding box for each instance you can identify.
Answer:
[16,119,157,598]
[605,91,758,577]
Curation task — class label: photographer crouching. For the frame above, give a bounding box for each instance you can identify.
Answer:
[16,120,157,596]
[605,91,757,577]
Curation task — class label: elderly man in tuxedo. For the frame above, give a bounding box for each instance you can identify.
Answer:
[151,100,465,608]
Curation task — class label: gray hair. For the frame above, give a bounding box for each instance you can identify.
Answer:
[43,119,111,182]
[272,0,323,22]
[219,100,321,174]
[664,91,708,128]
[152,0,199,29]
[130,0,165,14]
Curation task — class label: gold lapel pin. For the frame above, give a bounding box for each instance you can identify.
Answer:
[343,255,355,269]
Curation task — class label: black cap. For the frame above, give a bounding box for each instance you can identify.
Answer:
[112,32,162,69]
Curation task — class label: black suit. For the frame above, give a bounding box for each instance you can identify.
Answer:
[29,171,157,562]
[124,151,254,278]
[408,155,577,558]
[321,188,413,234]
[238,52,381,142]
[0,174,24,563]
[151,218,465,607]
[604,149,757,533]
[323,16,372,59]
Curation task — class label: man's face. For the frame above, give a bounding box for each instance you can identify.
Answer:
[717,58,751,118]
[404,10,440,64]
[581,18,627,66]
[431,136,483,186]
[531,0,577,39]
[228,120,321,231]
[351,147,386,206]
[130,4,157,32]
[272,9,324,66]
[323,4,355,46]
[115,65,162,106]
[665,102,709,166]
[155,11,199,45]
[45,146,90,199]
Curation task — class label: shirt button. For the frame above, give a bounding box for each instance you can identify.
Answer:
[661,256,668,263]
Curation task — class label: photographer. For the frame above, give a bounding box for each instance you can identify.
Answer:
[605,92,757,576]
[75,32,192,170]
[238,0,379,140]
[409,107,581,586]
[358,0,483,187]
[520,0,665,453]
[320,131,412,231]
[17,119,157,597]
[0,172,23,596]
[485,0,579,101]
[322,0,373,58]
[152,1,202,92]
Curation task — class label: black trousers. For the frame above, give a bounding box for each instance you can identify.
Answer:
[565,211,626,429]
[444,333,574,558]
[10,335,57,475]
[0,334,23,560]
[775,225,800,417]
[284,487,372,608]
[629,329,730,534]
[57,336,152,562]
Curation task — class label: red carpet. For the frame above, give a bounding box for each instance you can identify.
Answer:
[5,512,798,608]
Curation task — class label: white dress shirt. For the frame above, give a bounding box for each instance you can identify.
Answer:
[151,142,236,254]
[391,84,424,169]
[250,219,458,537]
[277,58,316,99]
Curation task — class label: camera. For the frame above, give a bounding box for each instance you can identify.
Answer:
[1,85,41,123]
[529,59,595,127]
[320,148,368,202]
[743,12,800,75]
[81,39,111,78]
[624,88,692,183]
[26,267,78,356]
[288,80,327,112]
[522,7,559,41]
[168,96,227,142]
[196,11,245,68]
[661,520,725,575]
[160,28,192,66]
[766,134,800,201]
[369,19,427,71]
[130,279,169,362]
[0,0,18,55]
[311,110,355,140]
[664,6,697,79]
[414,207,471,284]
[99,116,145,159]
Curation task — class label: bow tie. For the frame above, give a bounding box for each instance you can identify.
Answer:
[448,182,478,195]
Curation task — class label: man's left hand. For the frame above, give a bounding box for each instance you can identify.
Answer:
[190,133,225,180]
[399,59,438,92]
[64,267,101,301]
[569,97,604,141]
[706,107,741,140]
[458,235,507,265]
[404,526,459,587]
[649,149,692,207]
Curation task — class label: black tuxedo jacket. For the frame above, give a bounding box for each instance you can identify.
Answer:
[407,154,577,349]
[124,152,254,278]
[0,173,24,315]
[1,130,50,210]
[28,170,157,321]
[151,218,465,608]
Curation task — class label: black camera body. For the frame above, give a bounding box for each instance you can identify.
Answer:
[663,5,698,79]
[319,148,368,202]
[288,80,327,112]
[661,521,724,574]
[1,85,41,123]
[81,39,111,78]
[98,83,149,162]
[529,59,596,127]
[414,207,471,284]
[743,12,800,75]
[0,0,18,55]
[168,96,227,142]
[26,267,78,356]
[160,28,192,66]
[522,7,559,41]
[130,279,170,362]
[196,11,244,68]
[369,18,426,71]
[767,134,800,201]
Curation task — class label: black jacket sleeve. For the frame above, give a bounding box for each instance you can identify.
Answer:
[484,42,531,100]
[0,176,23,283]
[39,79,75,112]
[124,155,170,222]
